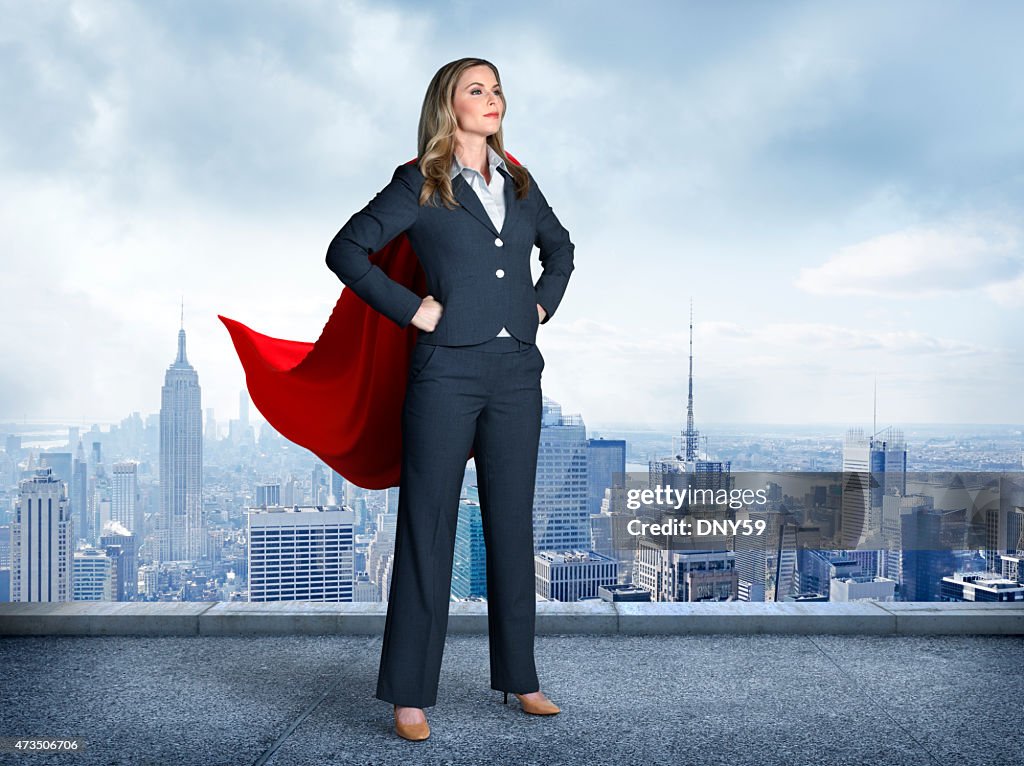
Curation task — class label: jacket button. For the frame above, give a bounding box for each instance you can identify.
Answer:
[495,237,504,247]
[495,269,505,278]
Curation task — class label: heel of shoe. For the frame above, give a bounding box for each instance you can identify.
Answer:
[503,691,508,704]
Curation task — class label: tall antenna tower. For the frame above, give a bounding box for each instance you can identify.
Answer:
[684,299,699,461]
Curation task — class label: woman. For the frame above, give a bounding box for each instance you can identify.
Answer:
[326,57,575,741]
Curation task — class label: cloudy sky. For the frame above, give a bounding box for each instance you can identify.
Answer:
[2,0,1022,431]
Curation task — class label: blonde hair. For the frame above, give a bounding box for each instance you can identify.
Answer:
[416,57,531,208]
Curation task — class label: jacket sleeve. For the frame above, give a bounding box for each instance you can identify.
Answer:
[325,164,424,329]
[530,173,575,324]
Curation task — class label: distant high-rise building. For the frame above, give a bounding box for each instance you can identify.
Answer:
[880,493,932,594]
[902,507,956,601]
[100,525,138,601]
[368,511,397,601]
[229,390,256,447]
[591,484,647,583]
[1011,507,1024,556]
[73,547,116,601]
[0,524,10,567]
[535,550,618,601]
[159,318,204,562]
[247,505,355,602]
[636,544,737,602]
[733,509,772,602]
[842,426,907,546]
[673,550,737,602]
[452,486,487,599]
[330,470,347,509]
[283,476,300,507]
[11,468,74,602]
[111,461,141,535]
[311,463,330,506]
[204,408,218,442]
[586,438,626,516]
[137,563,159,599]
[71,442,88,545]
[534,398,590,552]
[255,483,282,508]
[590,503,614,559]
[730,508,804,602]
[0,524,11,601]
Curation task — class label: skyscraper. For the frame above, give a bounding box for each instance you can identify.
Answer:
[111,461,141,535]
[71,441,88,546]
[255,483,282,508]
[534,398,589,552]
[72,547,115,601]
[159,317,204,562]
[100,524,138,601]
[247,505,355,602]
[452,485,487,599]
[841,426,907,551]
[586,438,626,516]
[11,467,74,602]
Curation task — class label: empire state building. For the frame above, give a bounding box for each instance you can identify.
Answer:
[159,320,204,562]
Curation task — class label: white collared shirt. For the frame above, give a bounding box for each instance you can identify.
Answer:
[451,145,512,338]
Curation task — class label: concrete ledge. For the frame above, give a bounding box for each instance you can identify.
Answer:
[537,600,619,634]
[873,601,1024,635]
[200,601,388,636]
[0,601,214,636]
[0,601,1021,637]
[616,601,898,635]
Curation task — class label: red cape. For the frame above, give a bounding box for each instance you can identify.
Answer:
[218,152,523,490]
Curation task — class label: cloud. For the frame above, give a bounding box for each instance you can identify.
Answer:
[796,221,1024,298]
[3,1,1023,426]
[0,1,440,215]
[986,272,1024,308]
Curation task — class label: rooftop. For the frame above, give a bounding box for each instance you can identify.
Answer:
[1,601,1021,765]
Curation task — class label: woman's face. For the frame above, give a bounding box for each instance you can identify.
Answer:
[452,64,504,141]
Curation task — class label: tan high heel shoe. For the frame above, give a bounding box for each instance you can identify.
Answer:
[502,690,561,715]
[393,705,430,741]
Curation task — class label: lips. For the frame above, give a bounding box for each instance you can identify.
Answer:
[485,113,499,118]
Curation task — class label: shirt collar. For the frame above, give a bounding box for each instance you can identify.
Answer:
[450,144,507,180]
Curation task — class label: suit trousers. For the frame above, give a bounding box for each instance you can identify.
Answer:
[375,335,545,708]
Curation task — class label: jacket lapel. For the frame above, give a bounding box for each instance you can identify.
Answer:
[452,167,518,237]
[498,165,518,236]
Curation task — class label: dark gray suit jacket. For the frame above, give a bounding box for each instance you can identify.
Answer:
[326,160,575,346]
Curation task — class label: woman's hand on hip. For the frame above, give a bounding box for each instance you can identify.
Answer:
[537,303,547,322]
[411,295,444,332]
